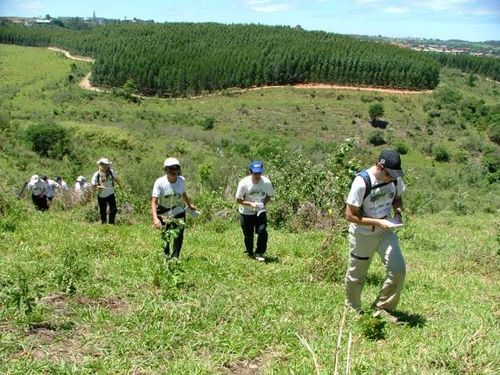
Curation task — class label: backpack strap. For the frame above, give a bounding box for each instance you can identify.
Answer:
[96,170,114,186]
[357,170,397,201]
[357,170,372,201]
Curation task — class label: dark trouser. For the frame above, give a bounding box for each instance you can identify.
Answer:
[32,194,48,211]
[240,212,268,255]
[97,194,117,224]
[160,212,186,258]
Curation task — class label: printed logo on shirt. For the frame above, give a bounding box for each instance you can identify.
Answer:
[248,189,266,200]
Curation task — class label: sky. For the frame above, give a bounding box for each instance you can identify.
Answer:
[1,0,499,42]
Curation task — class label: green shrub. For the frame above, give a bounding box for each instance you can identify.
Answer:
[483,150,500,183]
[435,87,462,105]
[368,103,385,121]
[199,117,215,130]
[25,123,71,159]
[394,141,409,155]
[368,130,386,146]
[434,145,451,162]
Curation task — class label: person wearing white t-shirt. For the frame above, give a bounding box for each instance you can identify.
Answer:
[75,176,90,196]
[91,158,123,224]
[55,176,69,191]
[235,160,274,262]
[345,150,406,323]
[151,157,196,259]
[41,176,59,206]
[27,174,48,211]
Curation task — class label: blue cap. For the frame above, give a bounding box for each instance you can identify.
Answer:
[249,160,264,173]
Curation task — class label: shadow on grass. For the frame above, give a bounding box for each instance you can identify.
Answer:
[394,311,427,328]
[370,118,389,129]
[262,255,279,263]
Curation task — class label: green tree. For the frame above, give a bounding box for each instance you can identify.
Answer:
[369,103,385,122]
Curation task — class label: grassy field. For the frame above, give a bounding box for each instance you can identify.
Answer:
[0,43,499,373]
[0,208,498,374]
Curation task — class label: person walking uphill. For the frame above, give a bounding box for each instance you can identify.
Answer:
[344,150,406,323]
[27,174,48,211]
[91,158,123,224]
[151,157,196,259]
[235,160,274,262]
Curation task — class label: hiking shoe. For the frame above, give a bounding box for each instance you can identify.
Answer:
[254,254,265,262]
[372,308,399,324]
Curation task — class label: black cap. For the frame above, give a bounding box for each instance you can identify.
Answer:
[55,176,61,181]
[378,150,404,178]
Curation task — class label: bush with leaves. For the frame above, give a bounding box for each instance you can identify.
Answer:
[368,130,386,146]
[394,141,409,155]
[267,140,358,229]
[434,144,451,162]
[368,103,385,123]
[25,123,71,159]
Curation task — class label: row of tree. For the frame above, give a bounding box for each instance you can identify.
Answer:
[429,52,500,82]
[1,23,442,96]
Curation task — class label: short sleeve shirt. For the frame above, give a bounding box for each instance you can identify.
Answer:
[235,175,274,215]
[346,168,405,235]
[29,180,46,197]
[152,175,185,209]
[91,169,117,198]
[45,179,58,198]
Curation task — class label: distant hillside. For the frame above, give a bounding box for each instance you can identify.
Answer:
[0,23,440,96]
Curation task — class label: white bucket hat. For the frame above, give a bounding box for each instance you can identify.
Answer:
[96,157,112,165]
[29,174,40,185]
[163,157,180,168]
[76,175,86,182]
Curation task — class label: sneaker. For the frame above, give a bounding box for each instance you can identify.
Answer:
[372,308,399,324]
[254,254,265,262]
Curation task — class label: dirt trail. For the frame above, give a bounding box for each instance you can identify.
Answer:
[49,47,432,98]
[48,47,95,63]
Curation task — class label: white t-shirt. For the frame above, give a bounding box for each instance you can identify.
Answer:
[75,181,90,194]
[28,180,46,197]
[58,181,69,191]
[152,175,186,215]
[346,168,405,235]
[235,175,274,215]
[45,179,58,198]
[91,169,117,198]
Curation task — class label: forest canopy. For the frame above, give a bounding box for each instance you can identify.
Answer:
[0,23,453,96]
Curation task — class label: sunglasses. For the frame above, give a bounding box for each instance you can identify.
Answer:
[166,166,180,171]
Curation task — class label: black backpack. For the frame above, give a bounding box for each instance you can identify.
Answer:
[96,170,114,187]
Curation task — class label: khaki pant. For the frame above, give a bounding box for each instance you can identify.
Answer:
[345,230,406,312]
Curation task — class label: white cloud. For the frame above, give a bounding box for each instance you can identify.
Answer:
[19,1,43,12]
[384,6,408,14]
[245,0,293,12]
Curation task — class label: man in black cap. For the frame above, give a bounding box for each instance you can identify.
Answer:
[344,150,406,323]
